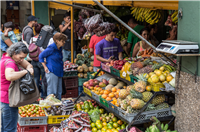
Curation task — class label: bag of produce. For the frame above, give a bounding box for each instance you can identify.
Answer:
[68,120,81,129]
[70,111,82,118]
[81,127,92,132]
[81,121,91,127]
[88,109,100,122]
[72,117,83,124]
[84,14,103,32]
[80,113,90,123]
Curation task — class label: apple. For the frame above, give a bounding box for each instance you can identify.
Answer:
[86,84,90,88]
[89,81,95,87]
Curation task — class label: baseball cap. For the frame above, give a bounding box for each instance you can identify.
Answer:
[27,15,39,22]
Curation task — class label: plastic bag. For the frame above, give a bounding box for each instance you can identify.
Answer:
[70,111,82,118]
[84,14,103,32]
[80,113,90,123]
[81,127,92,132]
[72,117,83,124]
[96,22,116,37]
[68,120,81,129]
[88,109,100,122]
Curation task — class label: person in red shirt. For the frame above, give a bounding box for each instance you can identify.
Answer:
[89,34,106,72]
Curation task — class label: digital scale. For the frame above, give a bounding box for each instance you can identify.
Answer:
[156,40,199,55]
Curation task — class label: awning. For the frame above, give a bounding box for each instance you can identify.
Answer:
[49,1,71,10]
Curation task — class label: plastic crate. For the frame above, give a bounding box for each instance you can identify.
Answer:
[99,96,109,108]
[101,63,111,73]
[46,113,70,124]
[62,88,78,98]
[91,91,100,102]
[118,107,172,123]
[83,86,92,97]
[78,86,83,95]
[130,75,138,83]
[47,124,60,132]
[108,101,119,114]
[63,76,78,89]
[17,123,47,132]
[18,114,47,126]
[63,71,78,77]
[110,66,120,77]
[78,78,88,86]
[87,72,94,79]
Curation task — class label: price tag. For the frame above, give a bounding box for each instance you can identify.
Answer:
[122,71,126,78]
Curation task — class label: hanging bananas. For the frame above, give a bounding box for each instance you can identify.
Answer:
[131,7,162,25]
[171,11,178,24]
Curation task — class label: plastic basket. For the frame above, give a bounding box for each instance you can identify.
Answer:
[130,75,138,83]
[118,107,172,123]
[101,63,111,73]
[110,66,120,77]
[87,72,94,79]
[78,78,88,86]
[99,96,109,108]
[91,91,100,102]
[108,101,119,114]
[83,86,92,97]
[47,124,60,132]
[18,114,47,126]
[17,123,47,132]
[46,113,70,124]
[63,71,78,77]
[62,88,78,98]
[63,76,78,89]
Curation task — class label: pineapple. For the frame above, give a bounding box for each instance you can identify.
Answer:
[142,91,153,102]
[145,104,156,111]
[151,94,165,105]
[119,89,129,99]
[131,59,151,70]
[120,99,128,110]
[156,103,169,110]
[132,68,140,76]
[126,106,139,114]
[126,95,133,105]
[130,89,143,99]
[126,85,134,92]
[130,99,145,110]
[134,74,147,92]
[117,98,122,106]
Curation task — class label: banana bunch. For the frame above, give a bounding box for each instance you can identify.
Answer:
[163,64,176,72]
[171,11,178,24]
[131,7,162,25]
[145,123,178,132]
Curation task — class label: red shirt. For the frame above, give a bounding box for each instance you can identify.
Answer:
[1,53,19,104]
[89,35,106,67]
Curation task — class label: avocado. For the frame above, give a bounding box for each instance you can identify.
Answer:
[81,104,85,110]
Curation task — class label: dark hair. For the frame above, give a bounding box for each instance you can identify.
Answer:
[128,17,138,24]
[112,26,119,33]
[64,12,71,18]
[147,24,157,30]
[7,42,29,57]
[53,32,68,43]
[35,23,44,34]
[4,21,14,30]
[140,28,149,35]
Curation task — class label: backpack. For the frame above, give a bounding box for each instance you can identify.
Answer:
[29,38,41,61]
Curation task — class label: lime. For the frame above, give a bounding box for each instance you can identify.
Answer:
[97,130,101,132]
[101,127,107,131]
[91,123,96,128]
[96,124,103,130]
[113,130,118,132]
[116,127,121,130]
[92,127,98,132]
[102,122,107,126]
[113,122,118,128]
[107,125,113,130]
[102,117,106,122]
[121,124,126,129]
[96,120,101,124]
[112,117,117,122]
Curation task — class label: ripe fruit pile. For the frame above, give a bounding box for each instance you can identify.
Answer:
[106,60,127,70]
[19,104,45,117]
[75,100,100,113]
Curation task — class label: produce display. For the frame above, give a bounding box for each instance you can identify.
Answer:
[18,104,46,117]
[64,61,78,72]
[116,24,129,41]
[106,60,127,70]
[39,94,61,107]
[75,52,94,67]
[75,99,100,113]
[165,11,178,26]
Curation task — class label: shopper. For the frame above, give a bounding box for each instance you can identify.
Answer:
[59,12,76,62]
[22,15,39,44]
[166,26,177,40]
[132,28,153,57]
[3,21,18,44]
[39,32,67,100]
[127,17,144,57]
[0,23,9,57]
[89,34,106,72]
[95,27,123,63]
[1,42,33,132]
[148,24,159,46]
[29,23,45,96]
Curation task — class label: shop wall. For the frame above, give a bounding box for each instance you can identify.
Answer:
[177,1,200,75]
[19,1,31,29]
[34,1,49,25]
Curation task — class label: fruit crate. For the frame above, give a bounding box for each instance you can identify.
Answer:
[108,101,119,115]
[118,107,172,123]
[110,66,120,77]
[17,123,47,132]
[91,91,100,102]
[99,96,109,108]
[63,70,78,77]
[83,86,92,97]
[87,72,94,79]
[62,87,78,98]
[47,124,60,132]
[18,114,47,126]
[78,78,88,86]
[45,113,70,124]
[101,63,111,73]
[130,75,138,83]
[63,76,78,89]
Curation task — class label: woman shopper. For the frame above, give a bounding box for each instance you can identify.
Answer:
[39,32,67,100]
[29,23,45,96]
[1,42,33,132]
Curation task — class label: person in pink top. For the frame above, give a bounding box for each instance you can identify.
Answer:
[1,42,33,132]
[89,34,106,72]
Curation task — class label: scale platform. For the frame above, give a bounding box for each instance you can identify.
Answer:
[156,40,199,56]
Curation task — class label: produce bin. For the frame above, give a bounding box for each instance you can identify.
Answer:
[130,75,138,83]
[110,66,120,77]
[99,96,109,108]
[18,114,47,126]
[78,78,88,86]
[83,86,92,97]
[91,91,100,102]
[63,76,78,89]
[87,72,94,79]
[108,101,119,114]
[45,113,70,124]
[63,71,78,77]
[101,63,111,73]
[118,107,172,123]
[47,124,60,132]
[62,88,78,98]
[17,123,47,132]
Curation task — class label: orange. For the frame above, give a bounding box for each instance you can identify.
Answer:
[100,91,104,95]
[108,93,115,98]
[166,75,173,82]
[123,86,127,89]
[111,87,117,92]
[115,94,119,98]
[106,97,112,101]
[146,86,152,91]
[104,90,109,95]
[102,94,107,99]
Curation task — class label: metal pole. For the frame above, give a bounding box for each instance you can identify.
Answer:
[51,0,103,13]
[92,0,156,50]
[71,3,74,63]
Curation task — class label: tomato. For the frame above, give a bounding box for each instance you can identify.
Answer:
[36,115,40,117]
[28,113,31,116]
[40,113,43,116]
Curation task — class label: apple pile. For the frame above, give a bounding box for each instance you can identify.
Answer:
[106,60,127,70]
[83,79,109,90]
[19,104,46,117]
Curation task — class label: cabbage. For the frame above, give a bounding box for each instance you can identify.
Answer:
[169,78,175,87]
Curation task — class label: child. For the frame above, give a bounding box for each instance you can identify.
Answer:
[4,21,18,43]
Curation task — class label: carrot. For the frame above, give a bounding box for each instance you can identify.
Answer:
[144,49,147,55]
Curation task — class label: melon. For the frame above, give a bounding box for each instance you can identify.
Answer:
[82,64,87,69]
[84,73,87,78]
[78,73,84,78]
[105,84,114,91]
[77,66,84,73]
[109,78,118,85]
[89,67,93,72]
[116,82,126,88]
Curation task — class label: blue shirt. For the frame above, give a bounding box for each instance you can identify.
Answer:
[0,31,8,52]
[39,43,63,77]
[8,31,18,43]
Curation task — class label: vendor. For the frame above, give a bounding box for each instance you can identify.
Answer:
[132,28,153,57]
[166,26,177,40]
[95,27,123,63]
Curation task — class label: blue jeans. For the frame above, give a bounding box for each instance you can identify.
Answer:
[1,102,18,132]
[62,49,76,62]
[31,60,45,95]
[46,72,62,100]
